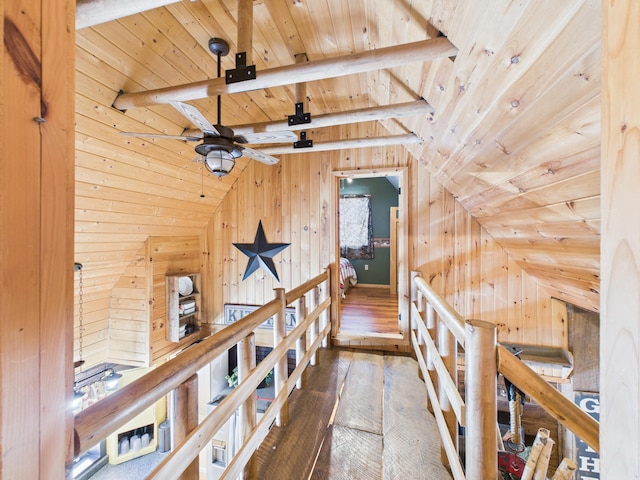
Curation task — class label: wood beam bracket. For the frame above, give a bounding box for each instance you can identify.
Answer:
[293,131,313,149]
[225,52,256,84]
[288,102,312,126]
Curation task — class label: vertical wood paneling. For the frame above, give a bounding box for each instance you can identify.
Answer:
[1,0,75,476]
[149,236,200,364]
[601,0,640,473]
[208,122,563,349]
[109,246,149,366]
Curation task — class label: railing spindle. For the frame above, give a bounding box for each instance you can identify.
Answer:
[173,374,199,480]
[295,296,308,389]
[273,288,289,426]
[465,319,498,480]
[308,286,319,366]
[238,333,257,479]
[438,317,458,468]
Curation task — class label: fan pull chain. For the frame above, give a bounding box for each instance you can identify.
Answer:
[200,163,205,198]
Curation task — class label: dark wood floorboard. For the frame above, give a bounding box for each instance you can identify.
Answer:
[255,347,452,480]
[339,286,400,335]
[254,348,354,480]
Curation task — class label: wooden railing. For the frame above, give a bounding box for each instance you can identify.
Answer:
[410,272,600,480]
[74,269,332,479]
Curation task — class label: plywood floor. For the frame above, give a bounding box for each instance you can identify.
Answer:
[339,286,400,335]
[255,347,452,480]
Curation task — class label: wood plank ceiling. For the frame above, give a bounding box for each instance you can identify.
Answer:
[75,0,600,311]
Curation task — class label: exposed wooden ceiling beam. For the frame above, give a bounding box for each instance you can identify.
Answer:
[76,0,181,30]
[183,100,434,137]
[113,37,457,110]
[257,134,422,155]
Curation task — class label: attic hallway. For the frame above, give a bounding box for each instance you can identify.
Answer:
[254,347,452,480]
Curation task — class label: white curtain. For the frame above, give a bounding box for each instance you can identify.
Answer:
[339,195,374,259]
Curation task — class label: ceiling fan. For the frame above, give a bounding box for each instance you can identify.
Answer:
[120,38,296,177]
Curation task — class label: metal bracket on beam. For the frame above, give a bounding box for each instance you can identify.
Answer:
[293,131,313,149]
[225,52,256,84]
[288,102,311,126]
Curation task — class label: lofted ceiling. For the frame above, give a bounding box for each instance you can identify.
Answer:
[75,0,600,312]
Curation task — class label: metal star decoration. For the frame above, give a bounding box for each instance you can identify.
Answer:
[233,221,290,281]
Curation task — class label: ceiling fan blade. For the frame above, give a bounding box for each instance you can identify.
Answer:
[234,131,298,144]
[169,101,220,136]
[241,146,280,165]
[120,131,202,141]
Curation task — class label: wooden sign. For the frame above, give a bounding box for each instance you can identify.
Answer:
[574,392,600,479]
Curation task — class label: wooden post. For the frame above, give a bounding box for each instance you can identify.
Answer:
[295,296,308,389]
[410,271,421,332]
[308,286,319,366]
[465,319,498,480]
[1,1,75,477]
[273,288,289,426]
[602,0,640,478]
[236,0,253,66]
[173,374,199,479]
[238,333,257,479]
[438,318,458,467]
[319,279,329,348]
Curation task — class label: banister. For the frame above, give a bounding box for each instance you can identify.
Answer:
[74,271,329,457]
[413,275,466,347]
[410,272,601,480]
[148,295,332,479]
[497,344,600,452]
[285,269,329,305]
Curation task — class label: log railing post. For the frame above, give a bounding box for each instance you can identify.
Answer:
[295,296,308,390]
[319,278,329,348]
[411,271,422,332]
[438,319,458,467]
[273,288,289,426]
[173,374,199,479]
[238,333,257,479]
[308,286,319,366]
[426,303,436,373]
[465,319,498,480]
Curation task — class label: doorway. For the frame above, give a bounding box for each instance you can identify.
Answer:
[332,168,409,345]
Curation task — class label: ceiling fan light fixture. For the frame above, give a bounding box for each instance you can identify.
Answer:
[205,149,236,177]
[196,138,242,177]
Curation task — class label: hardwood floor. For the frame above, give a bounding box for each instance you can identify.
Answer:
[255,347,452,480]
[339,286,400,335]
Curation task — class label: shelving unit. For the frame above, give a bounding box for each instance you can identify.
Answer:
[166,273,201,343]
[106,367,166,465]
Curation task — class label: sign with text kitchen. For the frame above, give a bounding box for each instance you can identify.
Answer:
[574,391,600,479]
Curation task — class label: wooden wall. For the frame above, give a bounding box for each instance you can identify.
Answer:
[109,244,149,366]
[1,0,76,477]
[601,0,640,476]
[411,164,566,347]
[148,236,201,364]
[204,123,566,349]
[75,236,201,369]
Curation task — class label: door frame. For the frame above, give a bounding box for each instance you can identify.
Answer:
[331,167,410,347]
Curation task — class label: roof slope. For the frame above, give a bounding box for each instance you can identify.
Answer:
[75,0,600,311]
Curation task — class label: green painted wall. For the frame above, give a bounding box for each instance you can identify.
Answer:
[340,177,398,285]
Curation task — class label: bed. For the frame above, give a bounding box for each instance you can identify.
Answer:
[339,257,358,298]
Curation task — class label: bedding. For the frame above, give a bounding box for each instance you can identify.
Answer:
[339,257,358,297]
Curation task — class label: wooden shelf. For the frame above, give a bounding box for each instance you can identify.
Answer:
[166,273,200,343]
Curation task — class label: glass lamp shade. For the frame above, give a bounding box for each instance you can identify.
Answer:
[73,389,85,410]
[204,149,236,177]
[102,369,123,391]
